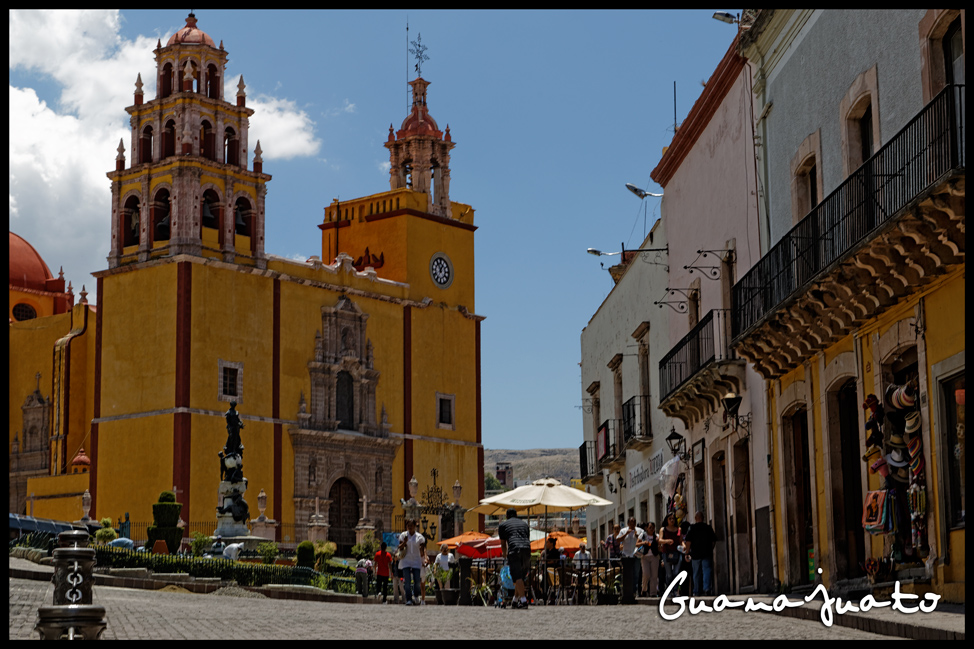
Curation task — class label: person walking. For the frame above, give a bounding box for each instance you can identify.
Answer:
[659,512,682,592]
[498,508,532,610]
[684,511,718,596]
[638,522,660,597]
[397,519,427,606]
[616,516,645,601]
[374,542,393,603]
[391,548,405,604]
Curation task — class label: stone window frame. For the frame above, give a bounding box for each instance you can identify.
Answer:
[790,130,824,227]
[918,10,964,105]
[435,391,456,431]
[838,65,881,179]
[218,359,244,404]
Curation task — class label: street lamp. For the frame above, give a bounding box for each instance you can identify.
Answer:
[666,427,691,467]
[722,392,752,438]
[625,183,663,199]
[713,11,739,24]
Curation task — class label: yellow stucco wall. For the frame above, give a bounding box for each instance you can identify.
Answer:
[24,472,90,523]
[767,268,965,598]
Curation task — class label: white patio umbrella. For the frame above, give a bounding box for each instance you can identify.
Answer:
[468,478,613,517]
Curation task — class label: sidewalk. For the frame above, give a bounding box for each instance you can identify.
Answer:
[635,590,965,640]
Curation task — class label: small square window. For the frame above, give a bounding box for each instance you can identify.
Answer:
[218,359,243,403]
[223,367,238,397]
[435,392,455,431]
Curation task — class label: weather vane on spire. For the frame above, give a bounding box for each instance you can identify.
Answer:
[409,33,429,78]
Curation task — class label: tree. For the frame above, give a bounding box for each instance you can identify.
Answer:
[485,472,504,492]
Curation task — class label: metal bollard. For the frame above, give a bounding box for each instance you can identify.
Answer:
[34,530,108,639]
[35,605,108,640]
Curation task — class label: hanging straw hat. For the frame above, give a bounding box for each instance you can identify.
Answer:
[886,449,909,467]
[908,435,923,460]
[910,453,925,476]
[904,411,921,434]
[890,466,910,483]
[887,431,907,448]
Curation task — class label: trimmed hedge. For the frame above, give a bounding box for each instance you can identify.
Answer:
[296,541,315,568]
[93,546,319,587]
[146,490,183,554]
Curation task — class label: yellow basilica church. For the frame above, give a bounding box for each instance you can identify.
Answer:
[9,13,485,551]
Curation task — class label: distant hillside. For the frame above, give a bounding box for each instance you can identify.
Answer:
[483,448,579,488]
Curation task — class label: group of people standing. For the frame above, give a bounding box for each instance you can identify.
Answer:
[603,512,716,597]
[367,518,457,605]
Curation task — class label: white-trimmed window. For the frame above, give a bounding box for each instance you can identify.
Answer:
[436,392,455,430]
[218,359,243,403]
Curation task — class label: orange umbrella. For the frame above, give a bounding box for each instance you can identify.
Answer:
[530,530,583,553]
[439,530,490,549]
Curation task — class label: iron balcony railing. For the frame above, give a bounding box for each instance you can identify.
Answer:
[621,395,651,445]
[733,84,965,341]
[595,419,620,466]
[659,309,734,403]
[579,440,597,482]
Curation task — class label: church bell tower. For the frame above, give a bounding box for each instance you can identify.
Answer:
[106,12,271,269]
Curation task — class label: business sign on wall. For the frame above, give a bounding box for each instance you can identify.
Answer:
[629,449,666,489]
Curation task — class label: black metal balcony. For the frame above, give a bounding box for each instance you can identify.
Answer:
[596,419,624,471]
[621,395,653,450]
[579,440,600,484]
[659,309,734,403]
[733,84,965,343]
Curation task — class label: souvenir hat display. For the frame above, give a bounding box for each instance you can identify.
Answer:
[887,429,907,448]
[885,383,916,410]
[910,453,924,476]
[890,465,910,483]
[886,449,909,467]
[904,411,921,435]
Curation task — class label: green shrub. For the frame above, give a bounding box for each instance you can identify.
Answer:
[350,531,380,560]
[94,526,118,545]
[295,540,315,568]
[314,540,337,571]
[257,541,280,565]
[146,491,183,554]
[99,517,114,529]
[190,532,211,557]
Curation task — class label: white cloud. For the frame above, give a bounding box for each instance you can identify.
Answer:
[378,161,391,174]
[8,10,322,302]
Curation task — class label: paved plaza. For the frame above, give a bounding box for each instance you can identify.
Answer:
[10,555,965,640]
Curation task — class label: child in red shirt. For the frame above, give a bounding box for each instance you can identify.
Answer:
[374,542,394,603]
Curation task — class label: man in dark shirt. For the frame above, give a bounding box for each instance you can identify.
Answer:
[684,511,717,596]
[498,508,531,609]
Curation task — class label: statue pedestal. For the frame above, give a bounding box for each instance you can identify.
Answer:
[355,520,375,546]
[250,516,278,542]
[214,478,250,538]
[307,517,329,544]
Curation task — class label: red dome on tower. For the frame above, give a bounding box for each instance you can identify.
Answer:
[167,13,216,47]
[9,232,54,292]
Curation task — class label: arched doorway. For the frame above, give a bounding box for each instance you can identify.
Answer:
[783,406,813,586]
[828,378,866,581]
[328,478,359,557]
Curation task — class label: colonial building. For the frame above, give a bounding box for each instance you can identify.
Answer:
[9,13,485,553]
[579,218,677,554]
[648,34,773,594]
[734,9,964,601]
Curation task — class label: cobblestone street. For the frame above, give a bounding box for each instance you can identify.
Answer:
[11,575,906,640]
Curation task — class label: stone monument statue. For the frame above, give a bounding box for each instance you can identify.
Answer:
[215,401,250,537]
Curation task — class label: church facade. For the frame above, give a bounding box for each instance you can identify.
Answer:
[9,13,485,550]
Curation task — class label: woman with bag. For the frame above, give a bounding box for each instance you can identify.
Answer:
[638,521,661,597]
[659,513,682,592]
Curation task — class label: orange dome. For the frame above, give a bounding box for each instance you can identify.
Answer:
[397,77,444,139]
[9,232,54,292]
[167,13,216,48]
[71,447,91,466]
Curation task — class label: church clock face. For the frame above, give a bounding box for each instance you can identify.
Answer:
[429,252,454,289]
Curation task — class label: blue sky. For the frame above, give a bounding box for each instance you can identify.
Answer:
[9,10,742,451]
